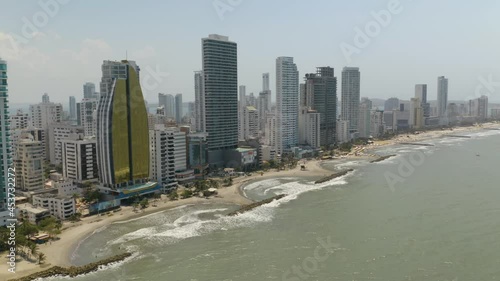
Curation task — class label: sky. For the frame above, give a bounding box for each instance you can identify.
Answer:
[1,0,500,107]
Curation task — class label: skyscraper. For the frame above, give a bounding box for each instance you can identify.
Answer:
[415,84,430,117]
[304,67,337,146]
[69,96,76,120]
[263,73,270,91]
[341,67,360,133]
[238,85,246,140]
[276,57,299,155]
[158,93,175,118]
[42,93,50,103]
[0,59,12,214]
[194,71,205,132]
[83,82,96,99]
[437,76,448,117]
[96,60,149,188]
[202,34,238,166]
[175,93,183,123]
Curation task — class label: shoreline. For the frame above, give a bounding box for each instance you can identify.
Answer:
[3,122,499,280]
[1,159,333,280]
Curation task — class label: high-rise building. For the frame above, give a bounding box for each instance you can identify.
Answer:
[468,96,488,120]
[437,76,448,117]
[238,85,246,140]
[242,106,259,140]
[10,109,29,130]
[194,71,205,132]
[15,137,44,191]
[341,67,360,133]
[30,101,63,129]
[384,97,400,111]
[202,34,238,166]
[83,82,96,99]
[149,125,187,192]
[258,91,271,131]
[96,60,149,188]
[77,98,98,137]
[0,59,12,216]
[336,120,350,144]
[415,84,430,118]
[263,73,270,91]
[370,110,385,137]
[48,123,84,165]
[69,96,76,120]
[62,135,98,184]
[410,98,424,129]
[304,67,337,146]
[42,93,50,103]
[298,107,321,148]
[265,113,277,148]
[175,93,183,123]
[276,57,299,155]
[187,133,208,178]
[158,93,175,119]
[358,100,372,138]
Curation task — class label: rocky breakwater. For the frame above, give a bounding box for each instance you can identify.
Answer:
[9,252,133,281]
[314,169,354,184]
[227,194,286,216]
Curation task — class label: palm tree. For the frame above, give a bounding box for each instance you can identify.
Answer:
[29,242,38,259]
[37,253,46,265]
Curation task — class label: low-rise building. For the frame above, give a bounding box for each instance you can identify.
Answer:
[17,203,50,225]
[32,194,76,220]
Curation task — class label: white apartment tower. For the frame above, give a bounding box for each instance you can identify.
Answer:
[30,101,63,129]
[10,109,29,130]
[48,123,84,165]
[149,125,187,192]
[15,137,45,191]
[62,136,98,184]
[77,98,98,137]
[276,57,299,155]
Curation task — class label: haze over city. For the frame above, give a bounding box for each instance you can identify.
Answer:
[1,0,500,104]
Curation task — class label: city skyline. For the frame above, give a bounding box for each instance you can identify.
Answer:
[1,1,500,104]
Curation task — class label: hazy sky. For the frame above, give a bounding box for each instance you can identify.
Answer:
[1,0,500,107]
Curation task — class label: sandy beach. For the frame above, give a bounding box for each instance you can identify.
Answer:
[3,121,499,280]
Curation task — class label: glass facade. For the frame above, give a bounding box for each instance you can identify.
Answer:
[0,59,12,209]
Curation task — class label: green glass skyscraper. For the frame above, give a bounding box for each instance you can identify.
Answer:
[96,60,149,189]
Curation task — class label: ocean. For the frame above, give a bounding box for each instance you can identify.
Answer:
[41,129,500,281]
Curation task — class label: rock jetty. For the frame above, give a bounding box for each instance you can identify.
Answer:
[9,252,132,281]
[227,194,286,216]
[314,169,354,184]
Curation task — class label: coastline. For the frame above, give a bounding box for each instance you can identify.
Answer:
[2,159,333,280]
[3,122,499,280]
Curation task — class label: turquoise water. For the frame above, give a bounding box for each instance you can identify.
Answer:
[42,129,500,281]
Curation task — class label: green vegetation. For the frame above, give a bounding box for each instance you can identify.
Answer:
[168,191,179,200]
[181,189,193,199]
[82,187,102,204]
[139,198,149,209]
